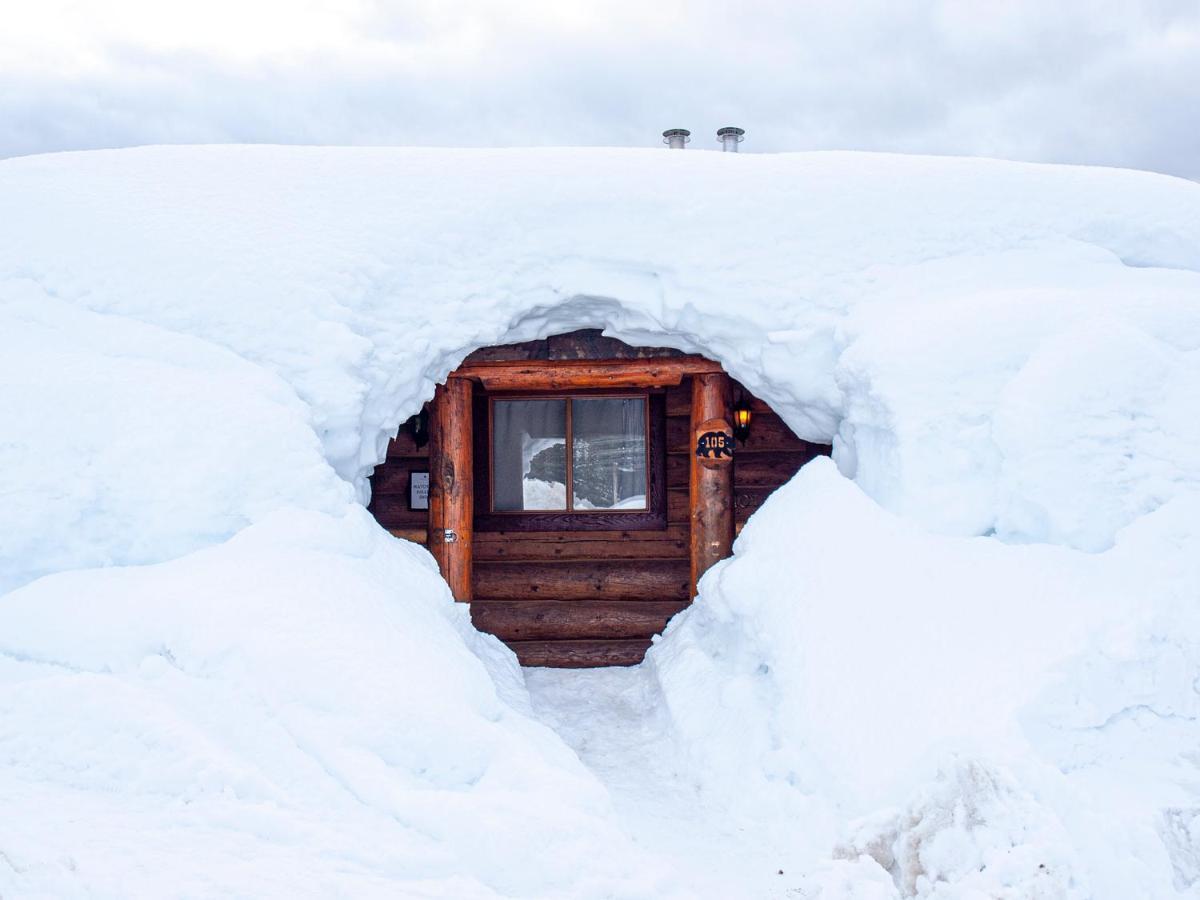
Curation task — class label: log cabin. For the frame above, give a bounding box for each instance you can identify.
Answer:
[368,330,831,667]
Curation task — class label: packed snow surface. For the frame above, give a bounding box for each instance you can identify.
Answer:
[1,145,1199,897]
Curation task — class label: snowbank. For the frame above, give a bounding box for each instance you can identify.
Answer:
[1,145,1199,897]
[0,284,355,592]
[650,459,1200,897]
[0,507,677,898]
[2,147,1198,591]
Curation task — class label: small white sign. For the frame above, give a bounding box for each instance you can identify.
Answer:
[410,471,430,510]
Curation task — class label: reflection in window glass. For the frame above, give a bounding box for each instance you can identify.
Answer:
[571,398,647,510]
[492,399,567,510]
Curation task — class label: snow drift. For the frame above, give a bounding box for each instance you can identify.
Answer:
[651,460,1200,897]
[2,146,1198,588]
[1,145,1199,897]
[0,507,679,898]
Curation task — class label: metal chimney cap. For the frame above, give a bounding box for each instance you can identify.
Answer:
[662,128,691,143]
[716,126,745,139]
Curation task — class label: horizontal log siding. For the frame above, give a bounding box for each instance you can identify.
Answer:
[367,427,429,533]
[471,599,688,640]
[367,359,832,668]
[667,380,830,527]
[473,559,689,602]
[507,638,653,668]
[474,525,688,561]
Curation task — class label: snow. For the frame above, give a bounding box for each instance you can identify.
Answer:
[0,507,678,898]
[641,459,1200,896]
[1,144,1199,897]
[523,476,566,509]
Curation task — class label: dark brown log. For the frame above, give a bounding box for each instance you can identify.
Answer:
[667,454,689,489]
[734,449,826,486]
[461,329,685,364]
[668,486,689,522]
[428,378,473,601]
[386,527,428,544]
[474,525,689,561]
[689,373,735,596]
[665,380,692,417]
[384,428,431,459]
[733,415,814,454]
[507,638,653,668]
[666,417,691,451]
[471,599,688,640]
[367,493,426,527]
[669,448,822,488]
[545,331,683,361]
[462,337,550,363]
[369,459,431,495]
[473,559,689,602]
[455,357,723,391]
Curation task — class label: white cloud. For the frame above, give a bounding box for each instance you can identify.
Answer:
[1,0,1197,177]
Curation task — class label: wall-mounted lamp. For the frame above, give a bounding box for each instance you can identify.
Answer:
[407,407,430,450]
[733,395,753,444]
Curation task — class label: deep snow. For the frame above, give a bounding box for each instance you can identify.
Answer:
[1,145,1199,897]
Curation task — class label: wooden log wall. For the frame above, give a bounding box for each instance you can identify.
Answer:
[367,331,831,669]
[689,373,734,595]
[367,421,430,545]
[665,379,830,532]
[428,378,473,601]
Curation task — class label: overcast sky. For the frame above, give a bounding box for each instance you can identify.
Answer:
[2,0,1198,178]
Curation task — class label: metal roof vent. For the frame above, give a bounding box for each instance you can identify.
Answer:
[717,126,745,152]
[662,128,691,149]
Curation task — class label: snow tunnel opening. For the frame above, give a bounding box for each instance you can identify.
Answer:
[366,326,833,668]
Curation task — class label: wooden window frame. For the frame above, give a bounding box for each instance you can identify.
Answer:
[473,387,667,532]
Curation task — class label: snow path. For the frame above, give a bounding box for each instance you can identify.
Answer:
[525,666,816,899]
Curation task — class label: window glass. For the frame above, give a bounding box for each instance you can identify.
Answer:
[492,399,568,510]
[571,398,647,510]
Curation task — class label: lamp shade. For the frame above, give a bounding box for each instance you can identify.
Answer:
[733,396,753,443]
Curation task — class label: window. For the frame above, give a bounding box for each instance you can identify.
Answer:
[475,391,666,531]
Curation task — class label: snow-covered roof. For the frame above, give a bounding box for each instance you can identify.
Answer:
[3,146,1197,582]
[1,146,1198,897]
